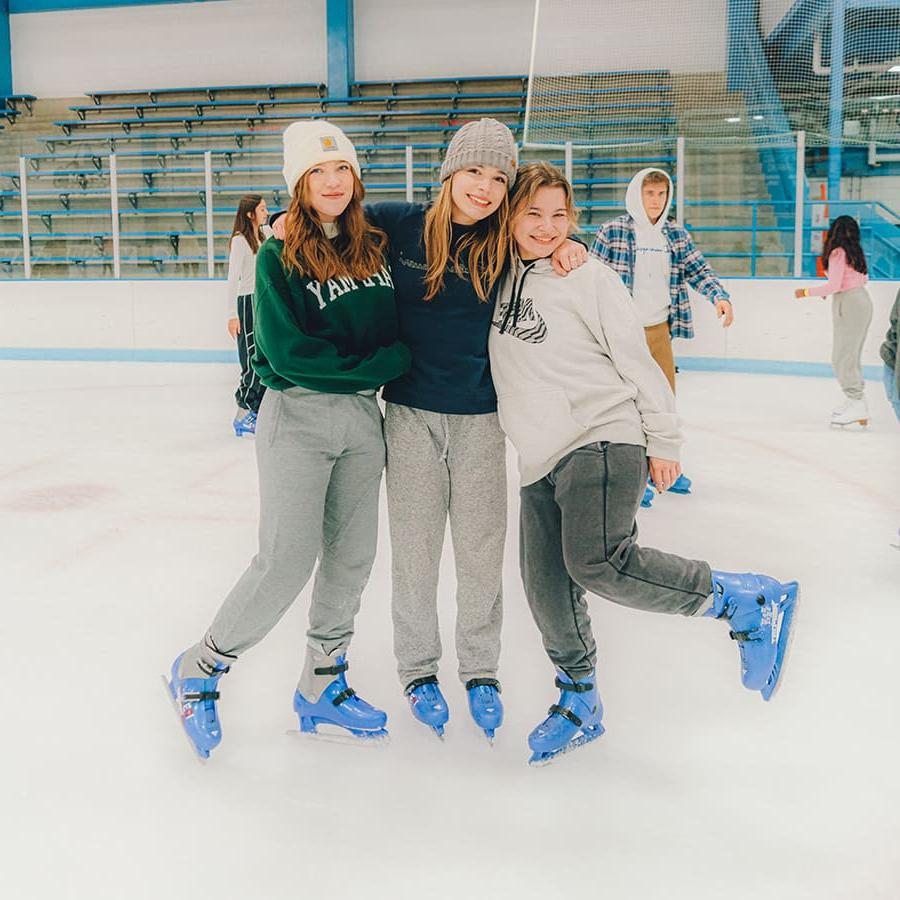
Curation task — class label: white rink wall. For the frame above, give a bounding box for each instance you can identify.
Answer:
[0,277,896,371]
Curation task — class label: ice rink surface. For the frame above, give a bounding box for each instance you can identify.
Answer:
[1,360,898,900]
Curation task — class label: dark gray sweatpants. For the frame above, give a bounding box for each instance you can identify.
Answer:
[519,442,712,677]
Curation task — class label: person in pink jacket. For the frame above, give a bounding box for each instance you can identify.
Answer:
[795,216,872,427]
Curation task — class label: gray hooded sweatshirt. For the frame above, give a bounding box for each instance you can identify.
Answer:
[488,255,682,487]
[627,167,673,327]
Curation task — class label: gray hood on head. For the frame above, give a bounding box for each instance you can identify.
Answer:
[625,167,673,228]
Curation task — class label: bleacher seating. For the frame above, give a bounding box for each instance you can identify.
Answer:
[0,71,749,278]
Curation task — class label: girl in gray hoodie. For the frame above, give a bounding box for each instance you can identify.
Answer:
[489,163,799,766]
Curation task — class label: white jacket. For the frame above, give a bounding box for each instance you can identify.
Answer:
[488,256,682,486]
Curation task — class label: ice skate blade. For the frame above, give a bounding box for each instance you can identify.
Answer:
[761,583,799,702]
[286,724,390,748]
[528,724,605,768]
[161,674,210,766]
[830,419,868,428]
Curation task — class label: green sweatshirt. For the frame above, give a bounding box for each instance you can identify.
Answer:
[251,238,411,393]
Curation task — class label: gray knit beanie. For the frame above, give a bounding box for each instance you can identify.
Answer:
[439,118,518,187]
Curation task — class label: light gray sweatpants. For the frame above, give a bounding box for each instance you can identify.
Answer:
[384,402,507,688]
[181,386,385,701]
[832,286,873,400]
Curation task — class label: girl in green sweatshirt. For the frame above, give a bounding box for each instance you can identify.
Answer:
[167,121,411,760]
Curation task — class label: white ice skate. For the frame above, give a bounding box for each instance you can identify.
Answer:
[831,397,868,428]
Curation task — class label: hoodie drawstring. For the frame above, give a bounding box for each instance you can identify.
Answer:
[499,261,536,335]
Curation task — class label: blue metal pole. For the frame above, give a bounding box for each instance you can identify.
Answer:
[0,1,11,97]
[828,0,846,202]
[727,0,759,92]
[326,0,354,98]
[751,203,758,276]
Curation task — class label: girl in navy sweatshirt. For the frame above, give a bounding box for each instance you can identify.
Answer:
[367,119,587,742]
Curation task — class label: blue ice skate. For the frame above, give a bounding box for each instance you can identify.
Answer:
[708,571,800,699]
[406,675,449,739]
[640,485,654,508]
[165,652,229,761]
[667,473,692,494]
[233,410,257,437]
[528,671,605,767]
[466,678,503,743]
[761,580,799,701]
[293,656,388,741]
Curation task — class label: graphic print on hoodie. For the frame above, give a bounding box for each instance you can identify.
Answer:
[627,167,673,327]
[492,261,548,344]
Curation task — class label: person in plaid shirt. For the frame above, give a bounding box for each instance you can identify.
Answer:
[590,167,733,501]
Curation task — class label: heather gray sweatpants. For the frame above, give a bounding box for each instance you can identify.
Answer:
[384,402,507,688]
[832,287,873,400]
[180,386,385,700]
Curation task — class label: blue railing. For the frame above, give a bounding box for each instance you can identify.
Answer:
[680,199,900,278]
[809,200,900,280]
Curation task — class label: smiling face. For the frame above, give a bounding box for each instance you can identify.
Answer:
[304,160,356,222]
[511,185,571,259]
[449,165,509,225]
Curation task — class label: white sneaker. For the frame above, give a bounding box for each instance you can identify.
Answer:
[831,397,868,427]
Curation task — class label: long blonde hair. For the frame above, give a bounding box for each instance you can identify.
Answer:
[281,171,387,282]
[422,179,511,303]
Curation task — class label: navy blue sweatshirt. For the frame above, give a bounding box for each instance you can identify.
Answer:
[366,201,497,415]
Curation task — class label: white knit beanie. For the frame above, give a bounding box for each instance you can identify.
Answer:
[439,118,518,187]
[282,121,361,196]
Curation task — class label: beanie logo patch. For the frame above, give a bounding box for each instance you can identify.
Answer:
[320,136,338,151]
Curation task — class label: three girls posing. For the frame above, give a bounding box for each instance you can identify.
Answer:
[168,123,798,765]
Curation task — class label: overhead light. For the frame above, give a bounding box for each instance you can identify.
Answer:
[726,116,741,123]
[889,64,900,73]
[752,114,765,120]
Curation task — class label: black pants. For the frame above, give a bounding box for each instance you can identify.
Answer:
[519,442,712,676]
[234,293,265,413]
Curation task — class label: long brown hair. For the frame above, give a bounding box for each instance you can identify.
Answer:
[508,162,579,237]
[281,172,387,282]
[230,194,265,253]
[822,215,867,275]
[422,179,511,303]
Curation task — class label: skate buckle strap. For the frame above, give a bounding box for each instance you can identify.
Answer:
[555,677,592,693]
[198,662,229,677]
[729,629,763,643]
[332,687,357,706]
[182,690,220,702]
[405,675,439,693]
[465,678,501,692]
[314,662,349,676]
[549,703,583,729]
